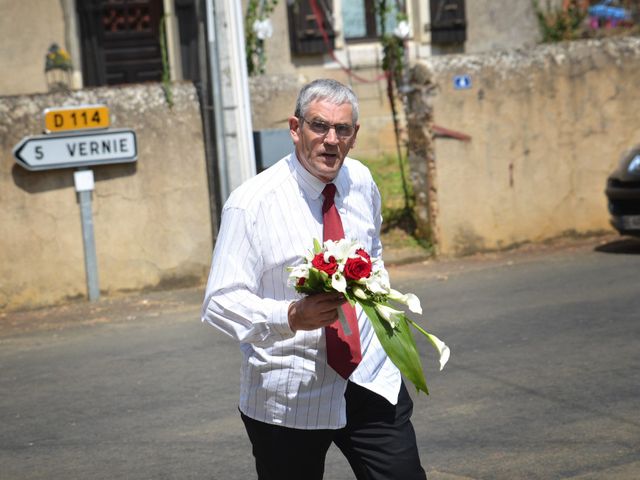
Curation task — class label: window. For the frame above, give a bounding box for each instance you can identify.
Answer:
[341,0,400,41]
[430,0,466,45]
[287,0,336,55]
[77,0,166,86]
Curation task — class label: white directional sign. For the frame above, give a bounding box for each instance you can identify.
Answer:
[13,129,137,171]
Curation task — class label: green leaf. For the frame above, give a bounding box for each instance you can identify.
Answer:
[358,300,429,394]
[306,268,330,293]
[313,238,322,254]
[296,268,330,295]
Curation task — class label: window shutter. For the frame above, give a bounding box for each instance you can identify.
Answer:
[430,0,466,45]
[287,0,335,55]
[77,0,165,86]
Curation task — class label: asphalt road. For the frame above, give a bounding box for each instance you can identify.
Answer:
[1,236,639,479]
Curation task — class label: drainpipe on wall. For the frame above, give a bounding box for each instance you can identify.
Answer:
[163,0,183,82]
[205,0,257,203]
[61,0,83,89]
[227,0,256,183]
[205,0,229,202]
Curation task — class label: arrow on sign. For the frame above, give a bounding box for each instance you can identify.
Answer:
[13,128,137,171]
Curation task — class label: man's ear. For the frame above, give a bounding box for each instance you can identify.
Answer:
[289,116,301,144]
[349,123,360,149]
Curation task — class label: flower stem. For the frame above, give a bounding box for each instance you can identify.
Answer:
[407,318,429,337]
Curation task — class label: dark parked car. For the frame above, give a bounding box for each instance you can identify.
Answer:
[606,145,640,236]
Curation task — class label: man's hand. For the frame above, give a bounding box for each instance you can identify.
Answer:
[288,292,346,332]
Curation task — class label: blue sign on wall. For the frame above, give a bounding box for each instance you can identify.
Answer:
[453,75,472,90]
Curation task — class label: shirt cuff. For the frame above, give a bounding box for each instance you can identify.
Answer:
[269,300,295,339]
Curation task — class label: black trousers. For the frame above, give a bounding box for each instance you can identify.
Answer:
[240,381,427,480]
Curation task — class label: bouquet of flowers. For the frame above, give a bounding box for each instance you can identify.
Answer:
[288,238,450,394]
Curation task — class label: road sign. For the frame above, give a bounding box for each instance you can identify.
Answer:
[13,129,137,171]
[44,104,110,133]
[453,75,472,90]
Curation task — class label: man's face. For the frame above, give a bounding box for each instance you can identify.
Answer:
[289,99,359,183]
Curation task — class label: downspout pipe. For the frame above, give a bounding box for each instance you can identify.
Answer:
[205,0,229,202]
[229,0,256,182]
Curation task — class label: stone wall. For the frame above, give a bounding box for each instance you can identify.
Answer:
[0,82,213,310]
[409,37,640,256]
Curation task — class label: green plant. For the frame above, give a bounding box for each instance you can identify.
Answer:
[364,153,432,252]
[533,0,588,42]
[245,0,279,76]
[375,1,414,227]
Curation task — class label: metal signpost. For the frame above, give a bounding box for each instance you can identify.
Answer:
[74,169,100,301]
[13,105,137,302]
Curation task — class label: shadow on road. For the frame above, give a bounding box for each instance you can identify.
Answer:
[595,237,640,255]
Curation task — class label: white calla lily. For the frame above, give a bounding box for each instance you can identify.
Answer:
[363,275,388,294]
[325,238,360,263]
[287,264,309,286]
[331,272,347,293]
[406,319,450,371]
[426,333,450,371]
[405,294,422,314]
[353,286,368,300]
[363,263,390,294]
[375,304,405,328]
[388,289,422,314]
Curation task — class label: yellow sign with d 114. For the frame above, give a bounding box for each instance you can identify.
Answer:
[44,105,110,133]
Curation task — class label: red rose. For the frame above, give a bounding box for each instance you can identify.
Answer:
[344,255,372,280]
[356,248,371,262]
[311,253,338,275]
[297,277,306,287]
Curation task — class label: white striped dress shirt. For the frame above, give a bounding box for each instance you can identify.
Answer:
[202,153,401,429]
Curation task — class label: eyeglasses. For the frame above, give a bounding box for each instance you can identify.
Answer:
[299,117,355,139]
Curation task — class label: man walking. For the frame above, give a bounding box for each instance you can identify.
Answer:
[202,78,426,479]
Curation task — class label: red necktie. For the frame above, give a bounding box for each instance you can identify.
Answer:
[322,183,362,379]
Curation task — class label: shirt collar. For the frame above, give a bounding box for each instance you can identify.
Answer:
[289,152,348,201]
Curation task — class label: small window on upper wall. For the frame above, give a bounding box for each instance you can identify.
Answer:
[342,0,400,42]
[77,0,166,86]
[287,0,336,55]
[430,0,467,45]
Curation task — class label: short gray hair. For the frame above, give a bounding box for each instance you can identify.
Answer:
[294,78,359,124]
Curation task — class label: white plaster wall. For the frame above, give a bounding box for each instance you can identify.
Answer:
[0,0,67,95]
